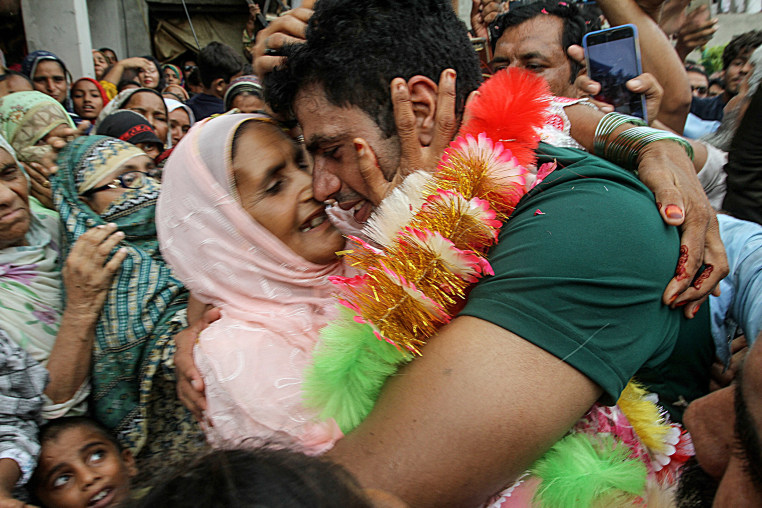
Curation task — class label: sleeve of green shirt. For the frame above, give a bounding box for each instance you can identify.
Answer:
[460,144,682,404]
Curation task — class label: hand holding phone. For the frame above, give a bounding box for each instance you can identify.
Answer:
[583,24,648,121]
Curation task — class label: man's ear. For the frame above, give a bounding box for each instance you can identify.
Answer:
[406,75,438,147]
[212,78,226,98]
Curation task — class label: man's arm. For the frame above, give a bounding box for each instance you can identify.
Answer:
[327,316,601,507]
[595,0,692,133]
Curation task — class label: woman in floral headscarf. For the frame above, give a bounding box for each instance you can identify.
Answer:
[0,133,125,420]
[0,91,76,208]
[52,135,204,465]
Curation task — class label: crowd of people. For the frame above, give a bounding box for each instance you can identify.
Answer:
[0,0,760,506]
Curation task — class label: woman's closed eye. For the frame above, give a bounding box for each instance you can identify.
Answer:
[265,176,285,195]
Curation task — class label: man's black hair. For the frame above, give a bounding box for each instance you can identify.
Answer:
[265,0,482,138]
[488,1,599,85]
[722,30,762,71]
[685,63,708,78]
[198,42,244,89]
[132,448,374,508]
[708,77,725,89]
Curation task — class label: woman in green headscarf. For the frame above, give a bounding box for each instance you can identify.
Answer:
[0,91,76,209]
[52,135,204,466]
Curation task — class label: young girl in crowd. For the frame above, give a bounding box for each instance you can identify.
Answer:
[157,114,346,454]
[70,78,109,130]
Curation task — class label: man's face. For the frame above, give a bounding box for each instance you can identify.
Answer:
[294,83,401,224]
[687,71,709,98]
[33,60,67,104]
[682,335,762,505]
[724,48,755,95]
[492,16,577,98]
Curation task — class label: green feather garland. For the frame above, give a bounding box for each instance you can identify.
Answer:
[530,433,647,508]
[303,306,412,433]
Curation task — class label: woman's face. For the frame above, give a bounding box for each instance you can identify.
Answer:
[32,60,68,104]
[138,62,160,89]
[231,92,265,114]
[92,51,108,79]
[232,123,344,265]
[0,148,30,249]
[163,67,180,86]
[71,80,104,120]
[83,154,156,215]
[124,92,168,145]
[169,108,191,146]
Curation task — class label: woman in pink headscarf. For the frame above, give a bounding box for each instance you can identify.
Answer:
[156,113,346,455]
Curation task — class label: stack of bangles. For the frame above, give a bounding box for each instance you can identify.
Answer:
[593,112,694,172]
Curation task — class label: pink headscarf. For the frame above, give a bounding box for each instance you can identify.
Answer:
[156,114,344,454]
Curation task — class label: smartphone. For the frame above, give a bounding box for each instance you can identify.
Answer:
[583,24,648,121]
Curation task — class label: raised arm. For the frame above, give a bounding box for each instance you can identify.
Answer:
[595,0,691,133]
[44,224,126,407]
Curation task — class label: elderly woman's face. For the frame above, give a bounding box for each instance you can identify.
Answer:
[0,148,30,249]
[83,154,157,214]
[124,92,168,145]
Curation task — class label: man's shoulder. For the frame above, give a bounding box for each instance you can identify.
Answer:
[690,94,725,121]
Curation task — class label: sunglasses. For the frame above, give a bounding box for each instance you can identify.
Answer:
[183,65,197,72]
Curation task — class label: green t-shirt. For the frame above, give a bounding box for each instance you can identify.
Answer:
[460,143,681,405]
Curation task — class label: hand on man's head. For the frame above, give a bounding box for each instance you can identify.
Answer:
[252,6,314,79]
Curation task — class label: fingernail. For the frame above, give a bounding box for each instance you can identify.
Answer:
[108,222,117,228]
[354,141,364,156]
[656,201,662,211]
[446,69,456,81]
[676,300,688,307]
[629,79,642,88]
[396,81,406,92]
[115,231,125,237]
[665,204,683,220]
[668,293,678,304]
[601,105,614,112]
[118,247,128,253]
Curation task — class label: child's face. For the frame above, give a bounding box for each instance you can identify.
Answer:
[34,427,137,508]
[233,122,346,265]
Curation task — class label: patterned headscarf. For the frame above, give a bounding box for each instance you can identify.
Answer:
[223,75,263,111]
[161,64,182,83]
[52,136,194,455]
[0,91,75,163]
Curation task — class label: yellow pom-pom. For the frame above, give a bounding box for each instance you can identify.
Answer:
[617,381,671,454]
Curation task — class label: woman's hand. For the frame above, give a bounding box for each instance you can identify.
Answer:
[174,307,221,423]
[21,162,54,209]
[62,223,127,317]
